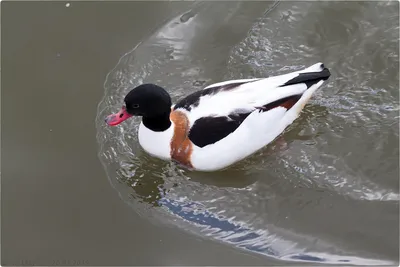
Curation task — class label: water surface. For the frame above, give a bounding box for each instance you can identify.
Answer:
[96,1,399,265]
[3,1,282,265]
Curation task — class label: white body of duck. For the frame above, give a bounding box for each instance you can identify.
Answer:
[133,63,331,171]
[106,63,330,171]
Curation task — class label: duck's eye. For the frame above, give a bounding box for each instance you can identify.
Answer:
[132,104,140,108]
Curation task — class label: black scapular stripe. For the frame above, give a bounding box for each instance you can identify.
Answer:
[173,80,258,111]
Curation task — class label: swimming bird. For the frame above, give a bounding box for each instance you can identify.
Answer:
[105,62,331,171]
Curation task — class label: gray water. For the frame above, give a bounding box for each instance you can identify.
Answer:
[3,1,399,266]
[96,1,399,265]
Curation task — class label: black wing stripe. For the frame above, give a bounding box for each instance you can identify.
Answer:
[258,94,303,111]
[188,94,303,148]
[281,68,331,89]
[188,112,251,148]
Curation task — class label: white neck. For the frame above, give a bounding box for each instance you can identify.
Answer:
[138,121,174,160]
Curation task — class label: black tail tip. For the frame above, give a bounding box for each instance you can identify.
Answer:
[321,64,331,80]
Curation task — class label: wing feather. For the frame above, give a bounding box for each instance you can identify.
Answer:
[173,79,258,111]
[178,63,331,148]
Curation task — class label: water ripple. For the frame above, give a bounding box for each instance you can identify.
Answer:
[96,1,399,265]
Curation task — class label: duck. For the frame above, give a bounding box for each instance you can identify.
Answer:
[105,62,331,172]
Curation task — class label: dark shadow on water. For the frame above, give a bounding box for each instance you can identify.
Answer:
[154,185,388,265]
